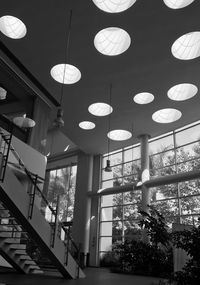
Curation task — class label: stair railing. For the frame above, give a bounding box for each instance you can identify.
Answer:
[0,127,13,182]
[0,127,81,273]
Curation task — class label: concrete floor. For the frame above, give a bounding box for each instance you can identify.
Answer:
[0,267,165,285]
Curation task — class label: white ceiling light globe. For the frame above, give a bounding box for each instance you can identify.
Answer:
[50,64,81,84]
[133,92,154,104]
[152,108,182,123]
[0,87,7,100]
[0,16,27,39]
[79,121,96,130]
[171,31,200,60]
[94,27,131,56]
[167,83,198,101]
[107,129,132,141]
[88,103,113,116]
[92,0,137,13]
[163,0,195,9]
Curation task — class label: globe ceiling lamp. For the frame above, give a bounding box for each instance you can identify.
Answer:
[0,15,27,39]
[105,84,113,172]
[92,0,137,13]
[0,87,7,100]
[13,114,35,128]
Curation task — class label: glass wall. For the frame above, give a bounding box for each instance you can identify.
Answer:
[99,121,200,258]
[100,144,142,258]
[44,164,77,223]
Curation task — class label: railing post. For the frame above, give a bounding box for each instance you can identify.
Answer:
[0,126,13,182]
[28,174,38,219]
[51,195,60,248]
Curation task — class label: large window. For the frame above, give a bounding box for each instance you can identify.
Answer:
[45,164,77,223]
[99,120,200,258]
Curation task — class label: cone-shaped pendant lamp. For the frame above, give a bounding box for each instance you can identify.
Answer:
[53,10,73,128]
[105,84,112,172]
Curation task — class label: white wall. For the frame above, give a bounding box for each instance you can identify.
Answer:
[11,135,47,180]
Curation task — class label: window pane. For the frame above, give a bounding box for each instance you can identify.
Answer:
[150,150,175,169]
[99,237,112,251]
[150,165,176,177]
[123,160,141,176]
[181,196,200,215]
[112,221,123,236]
[179,180,200,196]
[101,206,123,221]
[124,221,141,239]
[101,207,113,221]
[101,194,123,207]
[149,135,174,155]
[181,215,199,226]
[152,199,178,216]
[124,204,140,220]
[175,124,200,147]
[102,152,122,168]
[102,178,123,188]
[124,146,140,162]
[151,184,178,201]
[123,190,142,204]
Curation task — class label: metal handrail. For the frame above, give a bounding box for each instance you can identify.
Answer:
[0,127,81,270]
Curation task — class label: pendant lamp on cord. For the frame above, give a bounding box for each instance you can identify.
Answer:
[51,10,77,128]
[105,84,113,172]
[13,113,35,129]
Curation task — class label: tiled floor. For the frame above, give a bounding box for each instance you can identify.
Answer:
[0,267,164,285]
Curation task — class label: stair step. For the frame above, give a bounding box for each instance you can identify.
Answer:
[23,260,36,265]
[3,238,21,244]
[29,265,41,270]
[10,244,26,249]
[30,269,44,274]
[15,249,27,255]
[20,255,32,260]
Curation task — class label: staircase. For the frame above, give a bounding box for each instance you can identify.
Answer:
[0,127,85,279]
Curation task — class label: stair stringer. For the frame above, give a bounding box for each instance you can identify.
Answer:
[0,166,85,279]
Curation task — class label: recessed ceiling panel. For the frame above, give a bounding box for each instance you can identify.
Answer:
[171,32,200,60]
[94,27,131,56]
[88,103,113,116]
[92,0,137,13]
[50,64,81,84]
[0,16,27,39]
[107,129,132,141]
[167,83,198,101]
[152,108,182,123]
[163,0,195,9]
[79,121,96,130]
[133,92,154,104]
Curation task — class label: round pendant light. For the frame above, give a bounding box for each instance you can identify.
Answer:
[13,117,35,128]
[172,31,200,60]
[92,0,137,13]
[133,92,154,104]
[94,27,131,56]
[0,15,27,39]
[0,87,7,100]
[107,129,132,141]
[88,102,113,116]
[152,108,182,123]
[79,121,96,130]
[50,64,81,84]
[167,83,198,101]
[163,0,195,9]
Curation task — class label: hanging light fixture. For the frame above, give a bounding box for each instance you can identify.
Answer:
[0,87,7,100]
[13,114,35,128]
[53,10,80,128]
[105,84,113,172]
